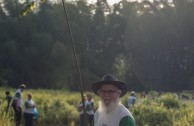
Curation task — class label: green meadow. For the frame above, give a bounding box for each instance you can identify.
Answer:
[0,88,193,126]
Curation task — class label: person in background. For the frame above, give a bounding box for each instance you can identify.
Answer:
[192,95,194,103]
[5,91,12,113]
[138,91,147,105]
[86,93,94,125]
[24,93,35,126]
[12,84,26,126]
[127,91,136,108]
[78,95,90,126]
[0,99,2,113]
[91,74,136,126]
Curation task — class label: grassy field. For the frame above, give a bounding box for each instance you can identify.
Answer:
[0,88,194,126]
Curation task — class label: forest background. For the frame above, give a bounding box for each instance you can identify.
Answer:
[0,0,194,126]
[1,0,194,92]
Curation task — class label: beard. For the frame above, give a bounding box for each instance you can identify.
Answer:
[98,98,120,114]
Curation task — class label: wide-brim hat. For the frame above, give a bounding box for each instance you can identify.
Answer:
[92,74,128,97]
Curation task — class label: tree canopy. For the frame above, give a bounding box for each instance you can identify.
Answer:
[0,0,194,91]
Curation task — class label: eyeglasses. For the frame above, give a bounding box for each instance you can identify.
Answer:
[98,90,117,95]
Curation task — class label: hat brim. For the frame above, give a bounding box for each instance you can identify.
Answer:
[92,81,127,97]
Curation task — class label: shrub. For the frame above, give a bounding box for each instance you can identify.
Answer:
[1,88,194,126]
[131,104,173,126]
[160,93,180,109]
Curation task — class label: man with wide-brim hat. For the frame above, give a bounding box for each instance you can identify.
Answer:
[91,74,136,126]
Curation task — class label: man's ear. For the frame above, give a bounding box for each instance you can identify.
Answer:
[118,90,122,97]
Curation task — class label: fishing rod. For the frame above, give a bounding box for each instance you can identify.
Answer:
[61,0,89,126]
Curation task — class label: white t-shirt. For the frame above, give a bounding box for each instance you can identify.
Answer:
[94,104,133,126]
[128,96,136,107]
[13,89,22,107]
[24,99,35,114]
[87,100,94,115]
[78,101,90,115]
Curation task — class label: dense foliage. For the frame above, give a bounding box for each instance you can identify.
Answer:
[0,0,194,91]
[0,88,193,126]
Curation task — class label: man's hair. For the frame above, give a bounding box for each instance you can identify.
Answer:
[20,84,26,89]
[5,91,10,95]
[28,93,32,97]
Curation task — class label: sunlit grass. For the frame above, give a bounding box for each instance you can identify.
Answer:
[0,87,194,126]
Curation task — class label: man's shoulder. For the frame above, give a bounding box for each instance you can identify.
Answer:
[15,90,21,95]
[119,104,129,111]
[15,89,21,93]
[120,115,136,126]
[119,105,136,126]
[94,108,100,116]
[14,90,22,98]
[118,104,132,116]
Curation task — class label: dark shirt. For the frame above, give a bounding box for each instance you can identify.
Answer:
[6,95,12,105]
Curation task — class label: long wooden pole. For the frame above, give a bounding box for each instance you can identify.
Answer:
[61,0,89,126]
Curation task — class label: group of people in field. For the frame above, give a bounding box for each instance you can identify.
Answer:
[2,74,194,126]
[1,74,137,126]
[1,84,37,126]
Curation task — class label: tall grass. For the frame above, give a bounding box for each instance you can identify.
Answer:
[0,88,194,126]
[129,93,194,126]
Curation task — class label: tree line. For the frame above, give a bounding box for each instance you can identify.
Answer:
[0,0,194,91]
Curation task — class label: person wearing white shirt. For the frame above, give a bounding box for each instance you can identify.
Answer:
[24,93,35,126]
[127,91,136,108]
[12,84,26,126]
[91,74,136,126]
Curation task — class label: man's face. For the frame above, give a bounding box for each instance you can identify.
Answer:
[28,94,32,100]
[87,95,92,101]
[20,88,25,92]
[98,84,120,106]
